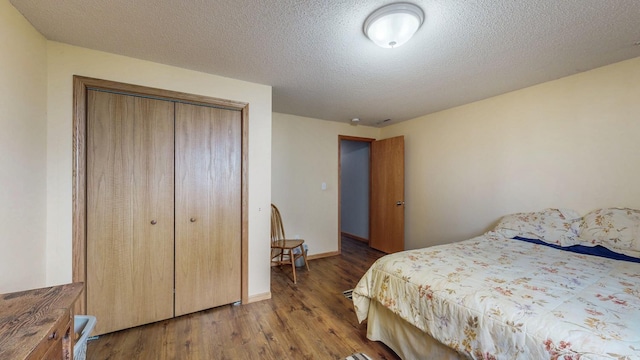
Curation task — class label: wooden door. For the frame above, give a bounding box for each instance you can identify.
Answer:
[370,136,405,253]
[174,103,242,316]
[87,90,175,335]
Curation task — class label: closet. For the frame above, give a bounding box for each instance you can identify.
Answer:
[84,84,242,335]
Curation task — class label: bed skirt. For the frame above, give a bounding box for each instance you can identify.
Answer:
[366,300,467,360]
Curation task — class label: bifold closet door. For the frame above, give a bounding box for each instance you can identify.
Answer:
[86,90,175,335]
[174,103,242,316]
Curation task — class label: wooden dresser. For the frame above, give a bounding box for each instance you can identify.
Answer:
[0,283,83,359]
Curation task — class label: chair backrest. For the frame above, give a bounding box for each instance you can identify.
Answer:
[271,204,286,243]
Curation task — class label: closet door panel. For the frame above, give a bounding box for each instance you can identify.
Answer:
[87,90,175,335]
[175,103,242,316]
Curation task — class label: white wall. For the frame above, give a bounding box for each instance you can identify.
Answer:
[45,42,273,298]
[381,56,640,250]
[0,0,48,293]
[272,113,379,256]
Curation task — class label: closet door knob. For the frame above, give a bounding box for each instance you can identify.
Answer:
[150,220,157,225]
[190,218,196,223]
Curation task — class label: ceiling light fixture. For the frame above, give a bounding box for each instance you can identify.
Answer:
[364,3,424,48]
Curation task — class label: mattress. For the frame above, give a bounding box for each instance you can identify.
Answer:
[353,232,640,359]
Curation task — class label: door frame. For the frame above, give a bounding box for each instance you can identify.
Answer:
[72,76,250,314]
[337,135,375,253]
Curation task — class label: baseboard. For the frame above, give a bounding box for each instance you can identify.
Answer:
[341,231,369,243]
[307,251,339,260]
[246,292,271,303]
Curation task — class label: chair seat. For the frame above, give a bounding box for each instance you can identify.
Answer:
[271,239,304,249]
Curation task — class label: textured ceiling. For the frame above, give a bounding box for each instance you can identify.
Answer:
[10,0,640,127]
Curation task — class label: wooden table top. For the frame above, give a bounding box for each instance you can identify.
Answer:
[0,282,83,359]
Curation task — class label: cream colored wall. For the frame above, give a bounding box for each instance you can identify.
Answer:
[381,56,640,250]
[0,0,48,293]
[272,113,380,255]
[45,42,273,297]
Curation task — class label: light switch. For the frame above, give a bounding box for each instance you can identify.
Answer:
[321,182,327,190]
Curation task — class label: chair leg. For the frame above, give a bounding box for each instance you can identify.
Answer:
[289,249,297,284]
[301,244,310,271]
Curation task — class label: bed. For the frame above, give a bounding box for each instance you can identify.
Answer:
[353,208,640,359]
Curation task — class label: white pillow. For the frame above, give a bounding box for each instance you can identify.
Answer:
[577,208,640,258]
[494,208,581,246]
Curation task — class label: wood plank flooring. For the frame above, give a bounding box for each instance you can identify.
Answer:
[87,237,400,359]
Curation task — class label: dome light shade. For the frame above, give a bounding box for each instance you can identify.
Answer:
[364,3,424,48]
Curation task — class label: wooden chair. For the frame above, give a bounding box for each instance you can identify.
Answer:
[270,204,310,283]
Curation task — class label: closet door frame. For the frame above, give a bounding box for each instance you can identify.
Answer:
[72,75,249,314]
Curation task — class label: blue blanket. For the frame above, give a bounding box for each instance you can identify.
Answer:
[513,236,640,263]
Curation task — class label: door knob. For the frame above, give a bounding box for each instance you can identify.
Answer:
[396,201,405,206]
[190,218,196,223]
[150,220,157,225]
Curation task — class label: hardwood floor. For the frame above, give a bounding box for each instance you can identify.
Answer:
[87,237,400,359]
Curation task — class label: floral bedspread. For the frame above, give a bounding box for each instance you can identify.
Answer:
[353,232,640,359]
